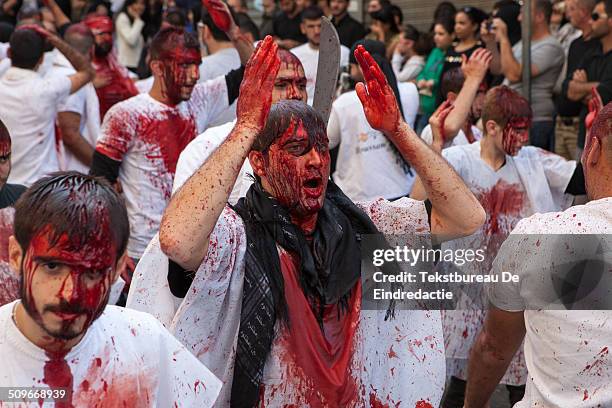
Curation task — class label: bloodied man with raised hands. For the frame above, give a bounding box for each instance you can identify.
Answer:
[125,35,486,407]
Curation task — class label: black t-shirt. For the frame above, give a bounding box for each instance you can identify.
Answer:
[558,36,600,118]
[577,44,612,148]
[437,42,485,106]
[333,13,367,49]
[0,184,26,210]
[272,12,306,43]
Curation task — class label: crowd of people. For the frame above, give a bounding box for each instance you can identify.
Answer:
[0,0,610,406]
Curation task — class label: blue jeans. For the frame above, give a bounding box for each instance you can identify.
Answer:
[530,120,555,152]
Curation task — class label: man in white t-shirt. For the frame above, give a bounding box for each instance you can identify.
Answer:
[0,172,221,407]
[290,5,349,106]
[328,39,418,202]
[50,24,101,174]
[132,40,486,407]
[413,85,584,407]
[198,7,241,127]
[90,10,254,261]
[0,26,94,186]
[464,103,612,407]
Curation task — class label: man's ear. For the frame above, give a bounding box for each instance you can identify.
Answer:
[112,251,128,285]
[300,22,307,35]
[585,137,602,168]
[248,150,267,178]
[485,120,499,137]
[8,236,23,278]
[446,92,457,102]
[150,60,164,77]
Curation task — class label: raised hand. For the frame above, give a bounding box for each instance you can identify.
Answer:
[461,48,492,83]
[429,100,454,151]
[202,0,234,32]
[354,45,402,136]
[236,36,280,132]
[585,87,603,132]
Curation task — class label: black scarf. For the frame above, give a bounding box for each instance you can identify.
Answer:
[229,180,386,407]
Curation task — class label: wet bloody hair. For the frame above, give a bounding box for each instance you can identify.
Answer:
[481,85,532,131]
[0,118,10,157]
[252,100,327,153]
[13,172,129,260]
[149,26,200,62]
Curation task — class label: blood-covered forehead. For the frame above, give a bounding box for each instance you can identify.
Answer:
[27,224,116,270]
[84,15,113,36]
[0,120,10,156]
[274,116,327,149]
[154,33,201,65]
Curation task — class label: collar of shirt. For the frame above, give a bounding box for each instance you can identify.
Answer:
[2,66,41,83]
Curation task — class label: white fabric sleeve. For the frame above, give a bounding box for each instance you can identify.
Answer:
[327,105,342,149]
[116,13,145,46]
[535,148,577,196]
[190,76,230,133]
[399,82,419,129]
[356,197,430,235]
[58,87,86,115]
[154,316,223,407]
[41,74,72,106]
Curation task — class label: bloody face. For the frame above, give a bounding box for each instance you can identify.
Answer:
[272,57,307,103]
[502,117,530,156]
[263,118,330,217]
[85,16,114,57]
[20,224,117,341]
[0,133,10,189]
[158,46,202,105]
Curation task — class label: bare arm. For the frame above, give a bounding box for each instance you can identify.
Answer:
[494,19,540,84]
[410,100,453,200]
[464,307,526,408]
[354,46,485,242]
[41,0,71,29]
[480,21,502,75]
[159,37,280,270]
[57,111,95,167]
[443,48,492,140]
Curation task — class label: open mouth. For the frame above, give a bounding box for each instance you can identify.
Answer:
[304,177,321,189]
[303,176,324,197]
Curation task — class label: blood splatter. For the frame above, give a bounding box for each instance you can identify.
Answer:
[43,351,74,408]
[261,250,361,407]
[415,399,434,408]
[477,180,526,236]
[202,0,232,32]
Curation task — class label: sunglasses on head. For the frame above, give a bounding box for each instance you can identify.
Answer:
[592,11,608,21]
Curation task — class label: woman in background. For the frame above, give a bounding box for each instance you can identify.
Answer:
[369,4,401,59]
[437,6,486,105]
[392,24,433,82]
[116,0,146,71]
[415,16,454,134]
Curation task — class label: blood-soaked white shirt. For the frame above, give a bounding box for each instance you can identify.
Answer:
[489,197,612,407]
[128,197,446,407]
[95,77,229,258]
[0,302,222,407]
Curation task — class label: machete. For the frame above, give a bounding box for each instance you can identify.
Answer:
[312,16,340,124]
